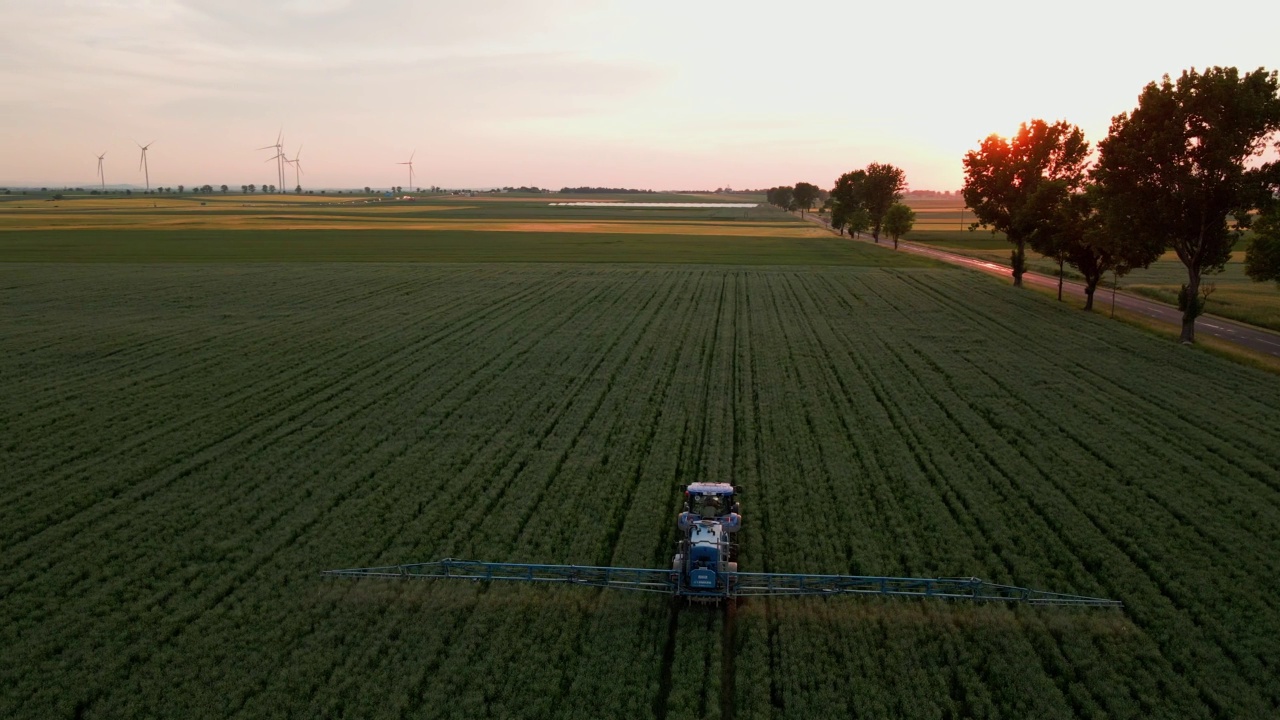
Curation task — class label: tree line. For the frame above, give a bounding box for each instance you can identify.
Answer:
[560,187,656,194]
[767,165,917,249]
[769,66,1280,345]
[962,66,1280,343]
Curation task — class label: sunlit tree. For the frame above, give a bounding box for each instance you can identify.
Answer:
[963,119,1089,287]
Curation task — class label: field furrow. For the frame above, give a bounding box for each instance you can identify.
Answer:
[4,263,1278,718]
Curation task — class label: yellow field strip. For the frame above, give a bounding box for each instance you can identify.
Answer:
[0,203,474,214]
[0,215,828,237]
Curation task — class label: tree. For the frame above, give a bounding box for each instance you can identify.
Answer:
[221,185,228,193]
[1245,208,1280,284]
[248,184,256,193]
[767,186,794,211]
[1094,66,1280,343]
[829,170,866,237]
[792,182,820,216]
[862,163,907,243]
[1024,180,1076,300]
[846,207,871,238]
[177,185,184,193]
[364,186,371,194]
[882,203,915,249]
[1033,183,1165,310]
[963,119,1090,287]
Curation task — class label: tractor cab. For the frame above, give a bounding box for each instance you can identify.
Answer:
[681,482,741,530]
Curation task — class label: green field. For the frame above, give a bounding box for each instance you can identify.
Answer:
[0,228,930,265]
[0,193,932,266]
[899,195,1280,331]
[4,257,1280,718]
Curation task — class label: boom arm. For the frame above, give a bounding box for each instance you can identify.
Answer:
[322,559,1121,608]
[323,559,674,593]
[731,570,1121,606]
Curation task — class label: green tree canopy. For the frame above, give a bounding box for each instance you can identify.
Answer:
[846,207,871,237]
[766,186,794,210]
[828,170,867,237]
[792,182,820,216]
[862,163,907,243]
[1033,183,1165,310]
[882,203,915,249]
[963,119,1090,287]
[1245,209,1280,285]
[1094,66,1280,342]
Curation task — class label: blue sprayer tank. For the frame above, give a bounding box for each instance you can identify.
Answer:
[671,482,741,600]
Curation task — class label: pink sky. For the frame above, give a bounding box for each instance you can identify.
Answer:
[2,0,1276,191]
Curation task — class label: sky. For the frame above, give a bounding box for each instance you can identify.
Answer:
[1,0,1276,192]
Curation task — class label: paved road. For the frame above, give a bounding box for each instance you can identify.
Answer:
[798,212,1280,358]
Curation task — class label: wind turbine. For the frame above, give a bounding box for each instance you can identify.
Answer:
[136,141,154,191]
[257,129,285,192]
[286,146,303,192]
[265,147,285,191]
[398,150,415,193]
[96,152,107,190]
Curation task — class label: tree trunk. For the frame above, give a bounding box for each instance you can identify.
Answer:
[1180,271,1200,344]
[893,236,899,249]
[1011,242,1026,287]
[1083,277,1098,311]
[1057,258,1064,300]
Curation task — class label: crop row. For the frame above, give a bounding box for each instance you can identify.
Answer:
[3,264,1278,718]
